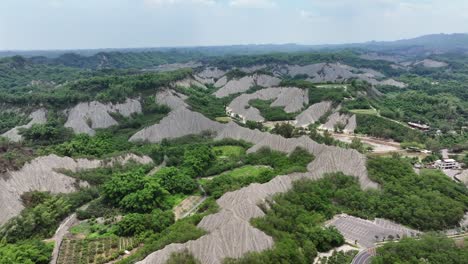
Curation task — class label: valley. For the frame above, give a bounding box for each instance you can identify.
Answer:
[0,34,467,264]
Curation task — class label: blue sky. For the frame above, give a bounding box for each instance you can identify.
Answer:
[1,0,467,50]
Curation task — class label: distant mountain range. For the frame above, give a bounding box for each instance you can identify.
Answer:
[1,33,468,59]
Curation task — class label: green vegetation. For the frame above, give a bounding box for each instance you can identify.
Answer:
[0,240,53,264]
[43,132,133,158]
[204,147,314,198]
[21,121,74,146]
[318,250,358,264]
[116,210,174,236]
[225,155,468,263]
[372,234,468,264]
[366,156,468,230]
[167,249,201,264]
[0,112,30,134]
[179,85,228,120]
[102,167,170,213]
[57,237,138,264]
[0,67,191,107]
[378,90,466,129]
[116,216,206,264]
[355,114,423,143]
[153,167,198,194]
[249,99,297,121]
[0,189,98,243]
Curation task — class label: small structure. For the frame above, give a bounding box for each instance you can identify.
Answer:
[408,122,430,131]
[433,159,461,170]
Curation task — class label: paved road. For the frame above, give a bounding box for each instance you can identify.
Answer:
[49,213,79,264]
[352,248,376,264]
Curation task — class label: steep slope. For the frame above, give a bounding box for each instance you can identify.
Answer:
[129,108,224,143]
[282,63,404,87]
[1,108,47,142]
[0,154,152,225]
[214,74,281,98]
[294,101,333,127]
[321,109,356,134]
[227,87,307,122]
[64,98,141,135]
[137,121,376,264]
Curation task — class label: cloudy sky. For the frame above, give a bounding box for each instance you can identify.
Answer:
[1,0,467,50]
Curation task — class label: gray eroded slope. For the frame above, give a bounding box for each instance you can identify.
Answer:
[137,121,377,264]
[227,87,307,122]
[214,74,281,98]
[65,98,141,135]
[1,108,47,142]
[0,154,152,225]
[294,101,332,127]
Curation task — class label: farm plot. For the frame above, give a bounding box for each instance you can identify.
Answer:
[57,237,138,264]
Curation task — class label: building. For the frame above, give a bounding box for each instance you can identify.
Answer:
[433,159,461,170]
[408,122,430,131]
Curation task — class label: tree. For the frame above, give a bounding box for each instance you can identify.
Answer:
[182,145,215,177]
[272,123,295,138]
[166,249,200,264]
[102,168,170,213]
[0,240,53,264]
[154,167,197,194]
[349,137,365,153]
[118,178,169,213]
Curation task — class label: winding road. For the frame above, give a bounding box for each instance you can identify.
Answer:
[352,248,376,264]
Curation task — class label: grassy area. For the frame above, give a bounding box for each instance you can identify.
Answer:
[213,145,245,159]
[167,193,189,208]
[215,116,231,123]
[223,165,273,178]
[349,108,379,115]
[204,165,273,182]
[249,99,296,121]
[70,221,116,239]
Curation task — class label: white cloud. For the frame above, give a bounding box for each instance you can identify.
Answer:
[299,10,313,19]
[229,0,276,8]
[144,0,216,7]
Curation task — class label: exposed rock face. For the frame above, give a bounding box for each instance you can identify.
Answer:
[214,76,228,88]
[64,98,141,135]
[284,63,404,87]
[214,74,281,98]
[255,74,281,88]
[240,64,267,73]
[0,153,152,226]
[414,59,448,68]
[227,87,307,122]
[129,108,224,143]
[379,79,407,88]
[270,87,308,113]
[174,77,207,89]
[294,101,332,127]
[1,108,47,142]
[155,89,188,110]
[149,61,202,72]
[321,110,356,134]
[214,76,255,98]
[197,67,227,80]
[137,121,377,264]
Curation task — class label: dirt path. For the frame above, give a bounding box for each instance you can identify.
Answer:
[331,133,401,153]
[48,213,79,264]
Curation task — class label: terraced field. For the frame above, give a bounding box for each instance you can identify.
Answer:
[57,237,138,264]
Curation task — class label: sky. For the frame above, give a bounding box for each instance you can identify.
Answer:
[1,0,468,50]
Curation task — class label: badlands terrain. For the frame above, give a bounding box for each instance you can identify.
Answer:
[1,37,468,264]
